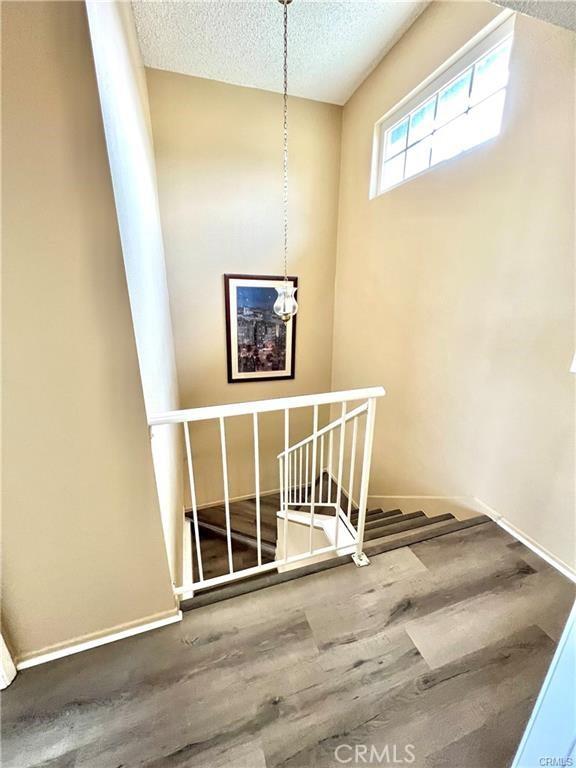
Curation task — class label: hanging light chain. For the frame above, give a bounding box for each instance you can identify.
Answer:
[273,0,298,324]
[282,0,289,282]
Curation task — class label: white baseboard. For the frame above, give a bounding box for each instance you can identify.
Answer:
[473,497,576,584]
[368,492,576,584]
[16,609,182,670]
[196,487,281,510]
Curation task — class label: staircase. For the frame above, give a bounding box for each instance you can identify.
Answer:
[182,494,490,610]
[185,495,280,580]
[149,387,491,610]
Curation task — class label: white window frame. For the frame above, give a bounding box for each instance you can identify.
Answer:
[370,10,516,198]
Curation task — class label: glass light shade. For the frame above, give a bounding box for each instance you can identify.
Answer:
[273,284,298,323]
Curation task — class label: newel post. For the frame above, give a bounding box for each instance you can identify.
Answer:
[352,397,378,567]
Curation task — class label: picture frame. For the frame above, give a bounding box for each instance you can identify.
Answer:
[224,274,298,383]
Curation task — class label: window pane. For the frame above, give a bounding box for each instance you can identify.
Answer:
[431,112,468,166]
[405,137,432,179]
[471,39,511,106]
[384,118,408,159]
[466,88,506,149]
[436,69,472,127]
[408,97,436,145]
[381,152,405,190]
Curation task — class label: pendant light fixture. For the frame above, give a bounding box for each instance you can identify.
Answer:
[273,0,298,324]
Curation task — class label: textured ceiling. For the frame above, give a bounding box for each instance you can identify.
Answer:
[492,0,576,31]
[131,1,428,105]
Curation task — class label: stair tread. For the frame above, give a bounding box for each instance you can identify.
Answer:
[364,512,454,541]
[181,516,492,612]
[351,508,402,522]
[365,515,491,556]
[364,510,425,530]
[186,503,277,546]
[192,519,277,556]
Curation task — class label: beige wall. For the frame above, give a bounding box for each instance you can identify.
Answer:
[1,1,177,662]
[146,70,342,504]
[333,3,575,568]
[3,1,573,669]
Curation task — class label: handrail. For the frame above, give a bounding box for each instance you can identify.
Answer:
[148,387,385,426]
[170,384,384,596]
[277,401,368,458]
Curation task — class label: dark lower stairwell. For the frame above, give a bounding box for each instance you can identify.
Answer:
[182,474,490,610]
[187,494,280,580]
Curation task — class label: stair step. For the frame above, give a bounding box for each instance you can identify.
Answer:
[181,555,357,611]
[351,508,402,523]
[364,513,454,541]
[185,503,278,547]
[365,515,491,557]
[364,510,425,530]
[181,516,492,612]
[192,520,277,557]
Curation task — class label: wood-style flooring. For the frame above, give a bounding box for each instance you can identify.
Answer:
[191,493,281,580]
[2,523,574,768]
[190,477,339,581]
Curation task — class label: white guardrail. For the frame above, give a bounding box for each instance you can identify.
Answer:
[149,387,385,596]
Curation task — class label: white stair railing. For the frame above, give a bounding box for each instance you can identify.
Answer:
[277,395,380,566]
[149,386,385,596]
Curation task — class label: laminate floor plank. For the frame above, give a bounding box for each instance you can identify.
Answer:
[278,625,554,768]
[2,525,572,768]
[404,565,575,669]
[304,555,540,654]
[424,697,536,768]
[188,546,429,630]
[408,521,518,573]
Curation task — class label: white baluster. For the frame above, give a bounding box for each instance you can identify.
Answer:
[299,447,303,505]
[283,409,289,561]
[319,435,325,504]
[333,427,340,551]
[347,417,359,520]
[253,413,262,567]
[336,402,347,513]
[184,422,204,583]
[287,450,291,506]
[219,416,234,573]
[305,443,309,503]
[328,430,334,503]
[354,398,378,566]
[279,456,284,518]
[309,405,319,553]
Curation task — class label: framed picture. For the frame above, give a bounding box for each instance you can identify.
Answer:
[224,274,297,383]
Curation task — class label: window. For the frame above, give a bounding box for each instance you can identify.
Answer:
[371,12,515,196]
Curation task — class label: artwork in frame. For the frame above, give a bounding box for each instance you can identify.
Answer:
[224,274,297,383]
